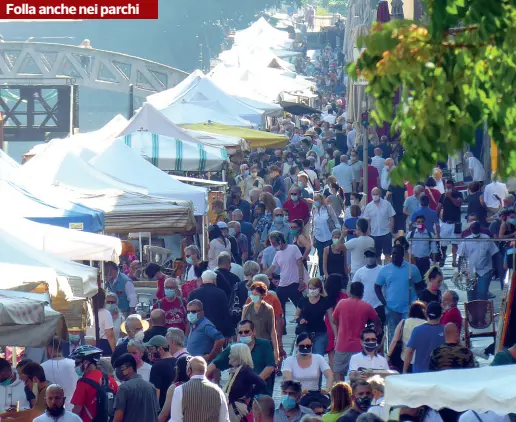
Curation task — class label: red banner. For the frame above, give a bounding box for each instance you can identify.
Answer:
[0,0,158,19]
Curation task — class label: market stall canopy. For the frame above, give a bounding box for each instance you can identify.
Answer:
[0,291,67,347]
[216,47,296,74]
[0,213,122,262]
[119,131,228,172]
[17,149,149,195]
[88,139,208,215]
[146,70,265,125]
[385,366,516,415]
[0,179,104,233]
[117,103,202,144]
[183,129,248,151]
[159,100,254,127]
[0,226,99,297]
[234,17,293,49]
[181,123,289,149]
[66,190,196,234]
[280,101,321,115]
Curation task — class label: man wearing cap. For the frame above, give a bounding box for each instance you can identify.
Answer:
[404,302,445,374]
[146,335,177,409]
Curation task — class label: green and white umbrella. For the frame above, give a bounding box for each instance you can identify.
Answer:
[118,131,228,172]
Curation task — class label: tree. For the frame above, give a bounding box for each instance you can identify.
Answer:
[348,0,516,184]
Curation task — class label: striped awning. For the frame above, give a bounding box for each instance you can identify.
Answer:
[119,131,228,172]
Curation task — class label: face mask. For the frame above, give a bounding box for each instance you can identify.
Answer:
[75,365,84,377]
[240,335,252,345]
[372,195,380,202]
[281,395,297,410]
[164,288,176,298]
[366,257,377,266]
[275,216,283,224]
[250,294,261,303]
[275,245,282,251]
[471,233,481,238]
[509,218,516,225]
[416,223,425,231]
[351,199,358,205]
[186,256,194,265]
[228,228,237,237]
[291,194,299,201]
[363,341,377,352]
[351,156,357,162]
[355,396,373,411]
[297,181,303,188]
[115,368,126,382]
[308,288,320,297]
[47,406,65,418]
[244,170,250,176]
[287,157,293,163]
[314,201,321,208]
[430,283,440,291]
[251,172,258,177]
[69,334,80,344]
[0,376,12,386]
[332,238,339,245]
[446,188,453,193]
[134,330,145,342]
[187,312,199,324]
[290,229,299,236]
[131,353,142,364]
[105,303,116,312]
[283,216,289,224]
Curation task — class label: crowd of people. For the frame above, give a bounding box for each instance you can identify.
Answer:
[1,11,515,422]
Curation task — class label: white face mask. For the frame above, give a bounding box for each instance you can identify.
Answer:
[133,330,144,342]
[372,195,380,202]
[308,288,320,297]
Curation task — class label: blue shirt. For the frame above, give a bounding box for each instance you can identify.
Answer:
[262,245,280,276]
[407,323,445,373]
[410,207,440,234]
[375,261,422,313]
[186,317,224,356]
[344,217,359,240]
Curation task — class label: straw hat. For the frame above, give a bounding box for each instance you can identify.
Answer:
[120,314,150,334]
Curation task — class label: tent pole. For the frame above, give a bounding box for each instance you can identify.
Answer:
[202,215,207,260]
[139,233,143,263]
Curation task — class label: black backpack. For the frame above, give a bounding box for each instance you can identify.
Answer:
[78,373,116,422]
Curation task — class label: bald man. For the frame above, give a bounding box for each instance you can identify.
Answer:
[143,309,168,342]
[428,323,475,371]
[170,357,230,422]
[33,384,82,422]
[252,395,275,422]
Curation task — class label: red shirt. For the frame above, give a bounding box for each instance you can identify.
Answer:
[333,298,378,352]
[156,276,165,300]
[153,297,186,330]
[425,187,441,211]
[181,279,199,300]
[71,370,119,422]
[441,306,463,332]
[405,182,414,197]
[283,199,311,223]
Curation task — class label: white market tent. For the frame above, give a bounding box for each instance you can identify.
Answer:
[146,70,266,125]
[385,366,516,416]
[0,226,98,297]
[182,128,248,151]
[0,213,122,262]
[118,131,228,172]
[0,150,20,179]
[160,100,254,127]
[88,139,208,215]
[234,17,292,49]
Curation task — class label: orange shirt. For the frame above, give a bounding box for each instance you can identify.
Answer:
[246,292,283,317]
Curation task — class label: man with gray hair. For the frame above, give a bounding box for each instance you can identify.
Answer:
[167,327,189,359]
[111,314,149,364]
[216,252,240,291]
[464,151,486,185]
[232,208,256,259]
[332,154,355,204]
[189,270,231,337]
[403,185,425,226]
[184,244,201,282]
[228,220,249,263]
[441,290,462,332]
[185,301,225,361]
[367,375,386,420]
[371,148,386,176]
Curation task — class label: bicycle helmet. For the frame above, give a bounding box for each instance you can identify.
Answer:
[68,345,103,363]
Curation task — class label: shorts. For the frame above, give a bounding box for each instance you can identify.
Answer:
[440,222,460,246]
[372,233,393,257]
[333,351,355,376]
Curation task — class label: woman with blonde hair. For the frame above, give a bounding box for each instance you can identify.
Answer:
[294,277,337,356]
[223,343,267,422]
[312,192,340,276]
[322,382,352,422]
[417,265,443,305]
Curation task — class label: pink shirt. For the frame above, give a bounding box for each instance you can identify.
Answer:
[272,244,309,287]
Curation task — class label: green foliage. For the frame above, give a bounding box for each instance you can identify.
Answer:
[348,0,516,184]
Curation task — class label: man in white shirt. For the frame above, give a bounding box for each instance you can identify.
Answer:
[380,158,395,192]
[348,328,388,382]
[346,123,356,153]
[344,219,375,278]
[432,168,445,194]
[170,356,229,422]
[371,148,386,176]
[363,187,396,263]
[353,247,384,322]
[483,175,509,214]
[33,384,82,422]
[464,152,486,184]
[332,154,355,204]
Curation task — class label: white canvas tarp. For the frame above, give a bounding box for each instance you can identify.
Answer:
[0,150,20,179]
[385,366,516,415]
[0,213,122,262]
[234,17,292,49]
[89,139,208,215]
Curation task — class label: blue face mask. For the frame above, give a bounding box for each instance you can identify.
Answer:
[105,304,116,312]
[164,289,176,299]
[75,365,84,377]
[0,376,12,386]
[250,294,261,303]
[186,256,193,265]
[69,334,80,344]
[281,395,297,410]
[275,216,283,224]
[283,216,289,223]
[187,312,198,324]
[297,181,303,188]
[240,335,252,345]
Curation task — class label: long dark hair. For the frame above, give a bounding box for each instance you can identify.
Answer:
[208,225,227,246]
[174,355,191,383]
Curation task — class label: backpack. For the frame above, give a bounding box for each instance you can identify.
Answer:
[78,373,116,422]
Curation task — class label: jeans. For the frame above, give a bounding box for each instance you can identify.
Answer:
[315,239,332,276]
[277,283,303,333]
[467,271,492,301]
[386,309,407,342]
[311,331,328,356]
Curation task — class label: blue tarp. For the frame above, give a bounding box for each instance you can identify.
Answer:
[0,180,104,233]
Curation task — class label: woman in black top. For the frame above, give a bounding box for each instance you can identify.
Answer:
[294,277,336,356]
[466,181,488,227]
[323,229,346,279]
[417,266,443,305]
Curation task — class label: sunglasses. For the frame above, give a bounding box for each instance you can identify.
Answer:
[238,330,251,335]
[187,311,199,314]
[106,301,117,305]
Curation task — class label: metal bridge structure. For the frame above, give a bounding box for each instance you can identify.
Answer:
[0,42,188,96]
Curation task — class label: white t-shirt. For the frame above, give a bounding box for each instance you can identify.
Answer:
[467,156,486,182]
[344,236,375,273]
[0,377,29,412]
[483,182,509,208]
[347,352,389,375]
[272,245,309,287]
[113,313,125,342]
[352,265,383,308]
[137,362,152,382]
[86,308,114,339]
[459,411,509,422]
[283,354,330,391]
[41,358,79,409]
[363,199,396,236]
[230,263,245,282]
[371,156,386,175]
[332,163,354,193]
[34,410,82,422]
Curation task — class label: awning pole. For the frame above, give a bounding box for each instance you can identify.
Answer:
[139,233,143,263]
[202,215,207,260]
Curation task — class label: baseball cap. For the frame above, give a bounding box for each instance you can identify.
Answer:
[216,221,228,229]
[426,301,442,319]
[364,247,376,256]
[144,335,169,348]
